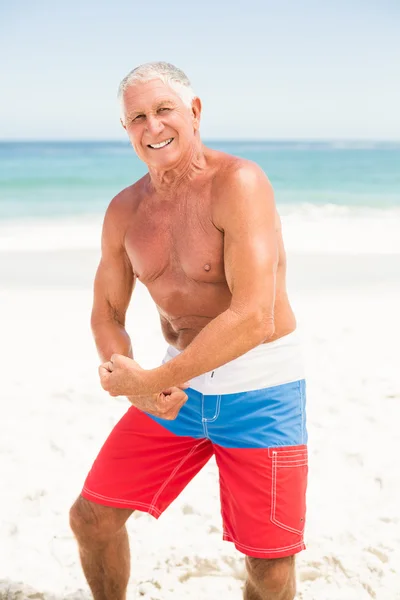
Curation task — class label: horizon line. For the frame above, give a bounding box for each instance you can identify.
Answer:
[1,138,400,144]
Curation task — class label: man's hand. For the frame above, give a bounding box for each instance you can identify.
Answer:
[98,354,190,420]
[127,387,189,420]
[99,354,145,396]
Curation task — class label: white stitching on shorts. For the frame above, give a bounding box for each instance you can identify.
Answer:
[223,531,304,553]
[205,394,221,423]
[268,447,307,458]
[270,451,306,535]
[81,487,162,516]
[150,439,209,509]
[299,380,305,444]
[276,462,308,467]
[273,453,307,460]
[82,440,209,518]
[201,394,208,437]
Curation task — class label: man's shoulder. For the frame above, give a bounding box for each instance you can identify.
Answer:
[101,176,148,244]
[105,177,149,224]
[211,152,270,191]
[210,154,275,229]
[108,176,147,215]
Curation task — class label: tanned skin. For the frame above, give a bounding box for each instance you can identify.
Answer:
[70,78,298,600]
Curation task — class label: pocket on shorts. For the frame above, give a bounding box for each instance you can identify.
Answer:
[270,446,308,535]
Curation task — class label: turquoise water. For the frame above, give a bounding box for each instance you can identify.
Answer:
[1,141,399,220]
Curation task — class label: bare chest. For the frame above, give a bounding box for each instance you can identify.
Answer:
[125,195,226,286]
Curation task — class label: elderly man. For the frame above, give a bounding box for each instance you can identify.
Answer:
[69,62,308,600]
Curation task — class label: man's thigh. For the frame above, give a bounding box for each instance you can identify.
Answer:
[214,443,308,558]
[82,405,213,517]
[208,381,308,559]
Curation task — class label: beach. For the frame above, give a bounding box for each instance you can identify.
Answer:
[2,0,400,590]
[1,140,399,599]
[1,212,399,599]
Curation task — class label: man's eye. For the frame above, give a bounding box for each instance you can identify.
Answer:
[158,107,170,113]
[133,115,145,121]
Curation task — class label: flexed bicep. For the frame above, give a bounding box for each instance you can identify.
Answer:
[91,193,136,328]
[213,162,278,327]
[90,191,137,362]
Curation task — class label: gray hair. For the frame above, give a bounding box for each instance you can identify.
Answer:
[118,62,196,110]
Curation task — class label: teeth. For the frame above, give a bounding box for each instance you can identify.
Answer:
[149,138,173,149]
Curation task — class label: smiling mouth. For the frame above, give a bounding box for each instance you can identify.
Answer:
[147,138,174,149]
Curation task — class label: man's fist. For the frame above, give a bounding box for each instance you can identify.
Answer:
[98,354,190,419]
[127,387,189,420]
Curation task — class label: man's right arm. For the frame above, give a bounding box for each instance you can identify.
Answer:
[91,194,135,363]
[93,192,190,419]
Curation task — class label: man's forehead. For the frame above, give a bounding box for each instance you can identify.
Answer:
[123,81,179,107]
[124,98,178,120]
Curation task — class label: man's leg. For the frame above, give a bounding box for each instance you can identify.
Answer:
[209,378,307,599]
[243,556,296,600]
[69,496,133,600]
[71,401,212,599]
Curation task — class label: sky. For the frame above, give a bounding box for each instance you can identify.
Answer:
[1,0,399,140]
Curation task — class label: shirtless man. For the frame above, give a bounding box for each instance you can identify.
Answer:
[69,62,308,600]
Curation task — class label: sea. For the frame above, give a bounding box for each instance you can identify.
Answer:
[1,140,399,254]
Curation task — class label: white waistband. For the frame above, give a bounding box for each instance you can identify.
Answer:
[162,329,305,395]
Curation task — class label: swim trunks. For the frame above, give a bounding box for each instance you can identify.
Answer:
[82,330,308,559]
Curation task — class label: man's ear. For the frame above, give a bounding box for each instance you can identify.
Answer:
[191,97,202,130]
[120,118,127,131]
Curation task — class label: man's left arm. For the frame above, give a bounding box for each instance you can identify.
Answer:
[143,162,279,393]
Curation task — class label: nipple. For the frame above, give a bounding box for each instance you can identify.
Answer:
[204,264,211,271]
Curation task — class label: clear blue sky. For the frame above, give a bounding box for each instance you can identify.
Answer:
[1,0,399,140]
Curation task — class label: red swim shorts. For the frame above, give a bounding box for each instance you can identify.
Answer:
[82,364,308,559]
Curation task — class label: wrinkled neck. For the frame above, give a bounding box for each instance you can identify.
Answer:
[148,137,206,194]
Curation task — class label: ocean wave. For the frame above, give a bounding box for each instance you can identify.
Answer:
[208,140,400,152]
[0,214,103,252]
[1,209,399,255]
[278,202,400,220]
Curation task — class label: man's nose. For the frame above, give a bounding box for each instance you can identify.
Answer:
[146,115,164,137]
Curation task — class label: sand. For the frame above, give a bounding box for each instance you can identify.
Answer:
[0,244,399,599]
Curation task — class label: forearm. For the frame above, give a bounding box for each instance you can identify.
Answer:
[146,308,274,392]
[92,320,133,363]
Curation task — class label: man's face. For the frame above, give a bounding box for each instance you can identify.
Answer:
[121,79,200,168]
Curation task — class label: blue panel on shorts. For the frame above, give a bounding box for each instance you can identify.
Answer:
[147,379,307,449]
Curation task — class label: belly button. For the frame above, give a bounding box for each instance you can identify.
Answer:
[204,264,211,271]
